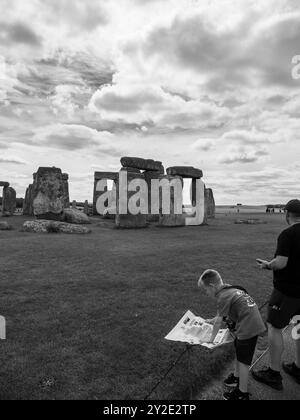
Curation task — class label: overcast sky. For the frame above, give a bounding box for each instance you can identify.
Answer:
[0,0,300,204]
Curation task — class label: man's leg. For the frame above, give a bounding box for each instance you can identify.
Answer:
[296,337,300,368]
[252,323,283,390]
[234,358,239,378]
[268,323,284,372]
[282,323,300,384]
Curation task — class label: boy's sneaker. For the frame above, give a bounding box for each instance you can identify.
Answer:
[282,363,300,384]
[224,373,239,388]
[223,388,250,401]
[252,367,283,391]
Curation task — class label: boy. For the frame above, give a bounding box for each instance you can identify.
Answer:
[198,269,266,401]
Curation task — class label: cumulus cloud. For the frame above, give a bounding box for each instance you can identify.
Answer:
[32,124,119,156]
[90,83,230,129]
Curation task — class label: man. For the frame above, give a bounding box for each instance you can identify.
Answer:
[253,200,300,390]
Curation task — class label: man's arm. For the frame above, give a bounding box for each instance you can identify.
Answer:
[257,256,288,271]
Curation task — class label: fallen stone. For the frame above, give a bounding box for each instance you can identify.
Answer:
[235,219,267,225]
[64,209,91,225]
[0,222,12,231]
[121,157,163,172]
[36,212,65,222]
[166,167,203,179]
[22,220,91,234]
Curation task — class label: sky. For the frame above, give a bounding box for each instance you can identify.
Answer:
[0,0,300,204]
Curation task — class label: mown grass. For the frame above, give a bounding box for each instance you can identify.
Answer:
[0,213,285,400]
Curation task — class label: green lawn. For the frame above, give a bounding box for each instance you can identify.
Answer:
[0,213,285,400]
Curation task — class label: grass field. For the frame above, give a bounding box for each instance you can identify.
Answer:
[0,213,286,400]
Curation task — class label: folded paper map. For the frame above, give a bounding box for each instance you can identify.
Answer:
[165,310,233,349]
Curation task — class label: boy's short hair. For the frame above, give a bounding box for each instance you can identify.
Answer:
[198,269,222,288]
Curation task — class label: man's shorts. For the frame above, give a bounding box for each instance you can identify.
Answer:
[267,289,300,330]
[235,336,258,366]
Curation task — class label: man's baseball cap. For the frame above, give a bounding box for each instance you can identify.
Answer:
[285,199,300,213]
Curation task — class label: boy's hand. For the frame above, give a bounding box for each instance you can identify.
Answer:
[206,317,217,325]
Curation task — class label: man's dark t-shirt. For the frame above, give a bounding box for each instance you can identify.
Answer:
[274,224,300,298]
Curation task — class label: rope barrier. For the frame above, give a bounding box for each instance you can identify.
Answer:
[143,298,271,400]
[143,345,192,400]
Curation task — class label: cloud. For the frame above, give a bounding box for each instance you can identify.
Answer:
[90,83,230,129]
[191,139,215,152]
[41,0,109,31]
[220,145,269,164]
[32,124,120,156]
[0,22,41,46]
[0,156,26,165]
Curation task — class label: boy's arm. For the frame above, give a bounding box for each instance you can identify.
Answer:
[210,315,223,343]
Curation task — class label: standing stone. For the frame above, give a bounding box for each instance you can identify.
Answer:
[93,172,118,216]
[23,184,34,216]
[62,174,70,208]
[159,175,185,227]
[115,171,147,229]
[23,169,69,219]
[72,200,77,210]
[143,171,162,223]
[84,200,89,216]
[205,188,216,219]
[2,186,16,216]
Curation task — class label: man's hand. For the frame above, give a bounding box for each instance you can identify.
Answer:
[256,259,271,270]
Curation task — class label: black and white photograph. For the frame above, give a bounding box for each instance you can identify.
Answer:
[0,0,300,404]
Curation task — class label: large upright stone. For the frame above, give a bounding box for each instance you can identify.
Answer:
[2,187,16,216]
[205,188,216,219]
[121,157,163,172]
[23,183,35,216]
[23,167,70,220]
[93,172,119,216]
[115,171,147,229]
[143,171,162,222]
[62,173,70,208]
[158,175,185,227]
[166,167,203,179]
